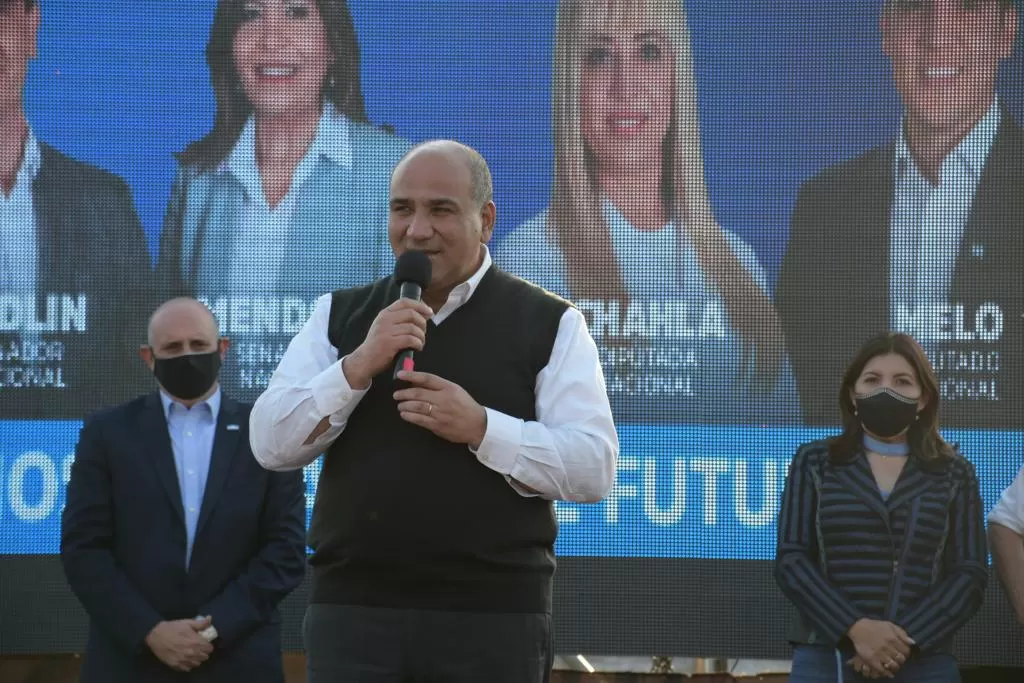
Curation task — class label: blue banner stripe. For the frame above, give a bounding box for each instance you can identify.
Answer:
[1,422,1020,558]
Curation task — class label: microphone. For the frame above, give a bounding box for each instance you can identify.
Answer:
[392,250,432,380]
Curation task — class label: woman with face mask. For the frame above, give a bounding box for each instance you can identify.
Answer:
[775,332,987,682]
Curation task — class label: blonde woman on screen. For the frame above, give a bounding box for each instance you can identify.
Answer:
[493,0,799,423]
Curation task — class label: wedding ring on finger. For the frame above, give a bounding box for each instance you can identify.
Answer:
[427,402,433,416]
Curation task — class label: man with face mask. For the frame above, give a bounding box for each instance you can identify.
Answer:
[60,297,307,683]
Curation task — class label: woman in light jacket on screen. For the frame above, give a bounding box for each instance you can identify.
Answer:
[156,0,410,402]
[493,0,800,424]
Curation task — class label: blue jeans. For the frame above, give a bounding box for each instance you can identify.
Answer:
[790,645,960,683]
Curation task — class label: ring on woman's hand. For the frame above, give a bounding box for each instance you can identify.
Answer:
[427,403,433,416]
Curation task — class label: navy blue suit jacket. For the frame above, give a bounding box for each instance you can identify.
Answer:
[60,391,307,683]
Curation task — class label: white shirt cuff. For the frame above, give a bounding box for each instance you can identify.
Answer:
[471,408,521,473]
[470,408,540,497]
[308,357,369,421]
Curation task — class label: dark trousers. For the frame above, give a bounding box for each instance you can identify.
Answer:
[304,604,553,683]
[961,667,1024,683]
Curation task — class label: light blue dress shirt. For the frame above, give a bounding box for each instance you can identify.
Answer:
[161,105,409,404]
[889,101,1000,326]
[0,129,41,294]
[160,387,221,567]
[222,103,353,296]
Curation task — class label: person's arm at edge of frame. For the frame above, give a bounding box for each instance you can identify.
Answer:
[989,463,1024,625]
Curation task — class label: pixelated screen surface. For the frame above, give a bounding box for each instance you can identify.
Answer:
[1,0,1023,665]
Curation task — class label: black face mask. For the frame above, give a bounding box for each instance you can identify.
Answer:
[151,350,222,401]
[854,387,920,438]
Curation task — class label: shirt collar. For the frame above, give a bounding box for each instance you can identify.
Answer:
[896,100,1001,181]
[18,128,42,185]
[221,102,353,183]
[445,245,493,305]
[160,385,222,420]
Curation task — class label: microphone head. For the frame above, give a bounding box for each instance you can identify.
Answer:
[394,250,432,289]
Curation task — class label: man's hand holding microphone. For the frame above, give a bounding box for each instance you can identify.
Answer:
[342,250,488,448]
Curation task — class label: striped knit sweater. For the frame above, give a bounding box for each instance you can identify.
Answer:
[775,439,987,653]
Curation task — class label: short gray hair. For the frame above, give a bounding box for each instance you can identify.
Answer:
[396,139,494,207]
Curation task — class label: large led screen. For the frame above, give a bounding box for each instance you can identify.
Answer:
[2,0,1023,666]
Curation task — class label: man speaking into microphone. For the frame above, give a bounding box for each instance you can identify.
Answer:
[250,139,619,683]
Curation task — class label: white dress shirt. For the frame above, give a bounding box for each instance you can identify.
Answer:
[0,129,41,293]
[249,247,619,503]
[989,464,1024,535]
[889,101,1000,325]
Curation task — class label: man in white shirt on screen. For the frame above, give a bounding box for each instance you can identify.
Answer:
[777,0,1023,429]
[250,139,619,683]
[0,0,153,418]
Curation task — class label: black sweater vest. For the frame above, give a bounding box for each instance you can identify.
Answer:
[309,266,570,613]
